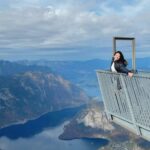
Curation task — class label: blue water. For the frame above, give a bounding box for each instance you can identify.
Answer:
[0,107,109,150]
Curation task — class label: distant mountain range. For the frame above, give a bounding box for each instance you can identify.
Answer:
[16,57,150,71]
[16,57,150,98]
[15,59,109,98]
[0,60,53,75]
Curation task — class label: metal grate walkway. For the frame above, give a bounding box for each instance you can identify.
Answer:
[97,70,150,141]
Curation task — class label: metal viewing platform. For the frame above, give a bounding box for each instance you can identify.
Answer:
[96,37,150,141]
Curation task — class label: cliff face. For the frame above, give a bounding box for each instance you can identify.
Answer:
[59,102,121,140]
[76,106,114,131]
[59,102,150,150]
[0,72,89,128]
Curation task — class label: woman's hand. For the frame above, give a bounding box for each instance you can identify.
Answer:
[128,72,133,77]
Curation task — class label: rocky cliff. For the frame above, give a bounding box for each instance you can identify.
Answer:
[59,102,150,150]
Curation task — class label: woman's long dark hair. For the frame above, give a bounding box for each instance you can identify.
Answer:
[114,51,128,66]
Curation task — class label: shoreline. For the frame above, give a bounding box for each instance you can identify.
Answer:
[0,104,86,130]
[59,134,110,141]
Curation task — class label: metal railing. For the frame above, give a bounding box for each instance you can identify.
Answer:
[97,70,150,141]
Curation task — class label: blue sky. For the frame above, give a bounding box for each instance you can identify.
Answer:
[0,0,150,60]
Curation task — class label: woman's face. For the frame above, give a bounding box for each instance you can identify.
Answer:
[114,53,121,61]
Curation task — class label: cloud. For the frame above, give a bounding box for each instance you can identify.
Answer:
[0,0,150,60]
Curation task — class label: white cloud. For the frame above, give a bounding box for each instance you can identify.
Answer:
[0,0,150,60]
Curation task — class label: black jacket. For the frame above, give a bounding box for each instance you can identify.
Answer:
[110,58,130,74]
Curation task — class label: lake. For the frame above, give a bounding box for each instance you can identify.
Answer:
[0,106,109,150]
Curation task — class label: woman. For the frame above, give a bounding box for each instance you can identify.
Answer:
[111,51,133,77]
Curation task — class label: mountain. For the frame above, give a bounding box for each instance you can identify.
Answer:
[59,101,150,150]
[0,72,89,128]
[0,60,53,75]
[16,59,110,98]
[16,58,150,98]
